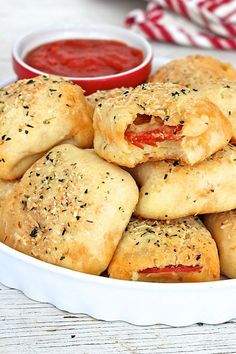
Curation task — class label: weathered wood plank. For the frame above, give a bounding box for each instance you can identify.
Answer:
[1,283,236,354]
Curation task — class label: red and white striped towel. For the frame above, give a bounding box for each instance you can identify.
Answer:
[125,0,236,50]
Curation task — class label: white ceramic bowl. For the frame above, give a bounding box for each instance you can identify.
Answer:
[2,60,236,327]
[1,241,236,326]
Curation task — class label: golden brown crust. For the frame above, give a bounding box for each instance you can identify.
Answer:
[108,217,220,282]
[0,76,93,180]
[87,87,129,108]
[0,179,17,207]
[195,80,236,143]
[93,82,231,167]
[151,56,236,142]
[0,144,139,275]
[203,211,236,279]
[150,55,236,87]
[131,144,236,220]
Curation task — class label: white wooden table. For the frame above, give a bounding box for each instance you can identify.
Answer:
[1,1,236,353]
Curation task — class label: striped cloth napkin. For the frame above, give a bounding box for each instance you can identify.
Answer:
[125,0,236,49]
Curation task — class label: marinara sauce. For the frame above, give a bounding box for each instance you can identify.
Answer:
[24,39,144,77]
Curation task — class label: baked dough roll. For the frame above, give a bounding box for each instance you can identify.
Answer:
[0,75,93,180]
[196,81,236,143]
[203,211,236,279]
[87,87,129,109]
[149,81,236,143]
[150,55,236,87]
[93,82,231,167]
[0,179,17,206]
[108,217,220,282]
[0,144,138,275]
[131,144,236,220]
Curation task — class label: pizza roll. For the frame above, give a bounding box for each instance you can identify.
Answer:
[87,87,129,109]
[203,211,236,279]
[0,144,138,275]
[108,217,220,282]
[131,144,236,220]
[196,81,236,143]
[93,82,231,167]
[0,75,93,180]
[150,55,236,87]
[0,179,17,207]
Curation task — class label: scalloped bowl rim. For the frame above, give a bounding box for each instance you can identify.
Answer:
[1,71,236,326]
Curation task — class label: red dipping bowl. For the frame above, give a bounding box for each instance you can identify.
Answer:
[12,25,153,94]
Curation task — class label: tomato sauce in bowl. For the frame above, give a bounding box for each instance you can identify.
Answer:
[24,39,144,78]
[12,25,153,94]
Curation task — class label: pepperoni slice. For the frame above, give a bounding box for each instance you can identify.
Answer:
[125,124,182,149]
[138,265,201,274]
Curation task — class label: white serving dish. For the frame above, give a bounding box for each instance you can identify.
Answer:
[1,241,236,326]
[0,59,236,327]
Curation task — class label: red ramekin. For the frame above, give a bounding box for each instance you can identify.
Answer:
[12,24,153,94]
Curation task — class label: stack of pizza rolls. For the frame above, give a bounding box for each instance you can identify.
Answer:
[1,55,236,283]
[0,76,139,276]
[93,55,236,282]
